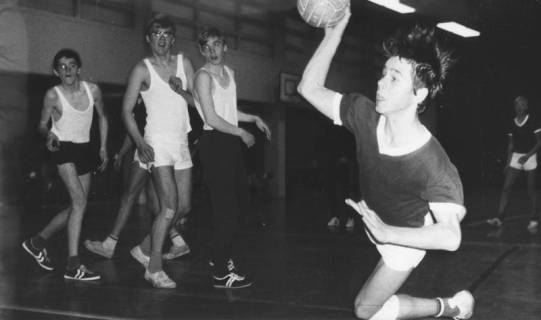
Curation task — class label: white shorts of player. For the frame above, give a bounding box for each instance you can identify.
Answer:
[366,213,434,271]
[509,152,537,171]
[134,138,192,171]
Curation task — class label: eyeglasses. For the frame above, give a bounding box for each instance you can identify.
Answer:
[201,40,224,53]
[57,63,78,71]
[151,30,174,39]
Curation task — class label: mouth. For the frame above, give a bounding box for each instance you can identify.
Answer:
[376,94,384,103]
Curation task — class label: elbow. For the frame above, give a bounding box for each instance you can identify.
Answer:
[297,80,310,98]
[445,229,462,251]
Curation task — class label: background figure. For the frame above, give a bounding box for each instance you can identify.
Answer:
[0,0,29,206]
[487,95,541,230]
[193,26,271,289]
[323,124,358,230]
[22,48,108,281]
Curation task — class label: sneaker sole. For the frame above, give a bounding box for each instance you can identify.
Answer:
[162,247,191,260]
[213,282,253,289]
[22,242,54,271]
[64,275,101,281]
[84,242,114,259]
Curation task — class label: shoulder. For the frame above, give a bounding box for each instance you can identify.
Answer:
[44,87,59,102]
[130,60,150,79]
[195,68,212,82]
[226,65,235,77]
[83,81,101,97]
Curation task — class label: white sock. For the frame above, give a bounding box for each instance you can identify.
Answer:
[104,236,118,249]
[170,233,186,247]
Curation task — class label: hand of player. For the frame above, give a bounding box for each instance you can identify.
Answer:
[97,148,109,172]
[345,198,390,244]
[136,142,155,163]
[169,76,184,94]
[113,153,123,171]
[46,131,60,152]
[325,2,351,36]
[255,117,272,141]
[239,128,255,148]
[518,155,529,164]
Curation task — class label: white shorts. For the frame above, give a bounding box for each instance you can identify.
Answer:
[135,138,192,171]
[366,214,434,271]
[509,152,537,171]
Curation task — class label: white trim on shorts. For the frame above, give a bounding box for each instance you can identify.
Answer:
[509,152,537,171]
[366,213,434,271]
[134,139,193,171]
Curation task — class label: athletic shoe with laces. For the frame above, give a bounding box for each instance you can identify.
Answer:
[130,245,150,269]
[22,239,54,271]
[144,270,176,288]
[212,259,252,289]
[449,290,474,320]
[162,244,190,260]
[327,216,340,227]
[486,217,502,227]
[64,264,101,281]
[84,239,114,258]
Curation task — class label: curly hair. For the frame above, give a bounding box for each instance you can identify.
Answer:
[197,26,226,50]
[52,48,81,70]
[382,24,455,113]
[145,14,176,37]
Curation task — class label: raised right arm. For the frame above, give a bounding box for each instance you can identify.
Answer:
[297,6,351,120]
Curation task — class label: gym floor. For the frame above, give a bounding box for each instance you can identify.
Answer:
[1,186,539,319]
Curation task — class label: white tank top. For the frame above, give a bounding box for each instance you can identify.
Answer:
[140,54,191,144]
[50,81,94,143]
[194,66,238,131]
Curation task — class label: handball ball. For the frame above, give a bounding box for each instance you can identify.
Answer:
[297,0,350,28]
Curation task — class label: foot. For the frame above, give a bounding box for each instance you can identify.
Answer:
[162,244,191,260]
[130,245,150,269]
[486,217,502,227]
[84,239,114,258]
[144,270,176,288]
[449,290,475,319]
[22,239,54,271]
[527,220,538,230]
[212,259,253,289]
[327,217,340,227]
[64,264,101,281]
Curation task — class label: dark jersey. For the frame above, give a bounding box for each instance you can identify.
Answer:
[509,115,541,154]
[339,93,464,228]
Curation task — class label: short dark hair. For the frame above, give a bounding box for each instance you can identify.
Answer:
[52,48,81,70]
[383,24,455,113]
[145,14,176,37]
[198,26,226,49]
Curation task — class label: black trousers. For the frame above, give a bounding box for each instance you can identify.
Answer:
[198,130,250,273]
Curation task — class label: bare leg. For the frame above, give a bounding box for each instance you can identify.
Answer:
[148,165,177,273]
[496,168,520,220]
[525,169,538,220]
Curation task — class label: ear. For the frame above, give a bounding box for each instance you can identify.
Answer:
[415,87,429,105]
[145,35,150,44]
[223,43,228,52]
[53,69,59,77]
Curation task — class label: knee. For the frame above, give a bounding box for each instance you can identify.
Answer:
[177,203,191,217]
[162,207,175,221]
[71,194,87,209]
[354,302,377,320]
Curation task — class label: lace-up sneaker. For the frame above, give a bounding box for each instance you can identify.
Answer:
[84,240,114,258]
[162,244,191,260]
[212,259,253,289]
[144,270,176,288]
[22,239,54,271]
[64,265,101,281]
[486,217,502,227]
[130,245,150,269]
[327,217,340,227]
[449,290,475,319]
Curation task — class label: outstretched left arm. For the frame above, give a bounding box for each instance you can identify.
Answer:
[91,83,109,172]
[346,200,464,251]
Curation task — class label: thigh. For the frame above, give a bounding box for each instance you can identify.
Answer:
[57,163,88,201]
[525,169,537,188]
[503,167,520,188]
[151,166,177,208]
[126,163,150,196]
[356,259,412,307]
[174,168,192,209]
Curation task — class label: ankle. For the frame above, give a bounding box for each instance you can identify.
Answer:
[66,256,81,271]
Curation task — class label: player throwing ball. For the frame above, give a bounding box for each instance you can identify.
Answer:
[297,5,474,320]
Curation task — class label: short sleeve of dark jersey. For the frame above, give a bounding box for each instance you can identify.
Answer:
[339,93,378,135]
[422,163,464,206]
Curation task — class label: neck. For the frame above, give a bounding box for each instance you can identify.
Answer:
[60,79,81,93]
[152,51,172,66]
[382,108,424,147]
[205,63,225,76]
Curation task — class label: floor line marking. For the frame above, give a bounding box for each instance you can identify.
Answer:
[467,245,518,293]
[0,304,132,320]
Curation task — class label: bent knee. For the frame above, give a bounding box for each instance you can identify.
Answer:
[161,207,175,220]
[177,204,191,216]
